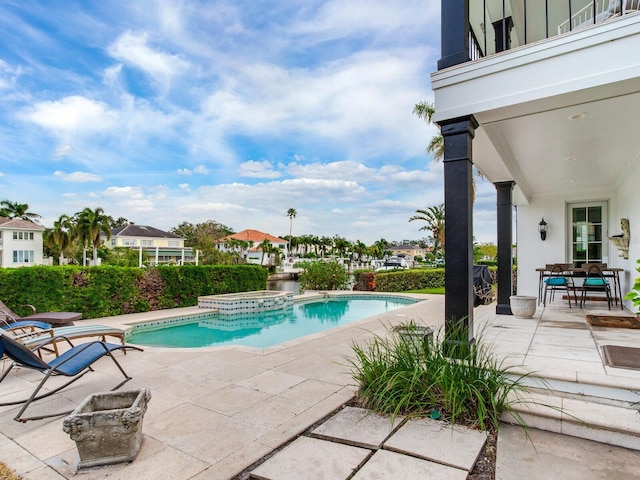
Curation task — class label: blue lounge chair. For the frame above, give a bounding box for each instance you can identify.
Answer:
[0,332,142,422]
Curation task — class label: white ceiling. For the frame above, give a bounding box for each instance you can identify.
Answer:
[470,78,640,206]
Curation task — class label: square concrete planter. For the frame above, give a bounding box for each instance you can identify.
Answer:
[63,389,151,469]
[392,324,434,350]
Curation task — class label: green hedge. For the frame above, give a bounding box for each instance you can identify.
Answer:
[0,265,268,320]
[374,266,504,293]
[374,268,446,292]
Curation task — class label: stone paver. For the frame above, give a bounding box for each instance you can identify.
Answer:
[250,436,371,480]
[383,419,486,472]
[311,406,403,449]
[352,449,467,480]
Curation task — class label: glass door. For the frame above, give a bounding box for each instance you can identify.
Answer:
[568,202,608,268]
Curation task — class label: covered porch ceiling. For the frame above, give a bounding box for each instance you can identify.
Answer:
[473,84,640,205]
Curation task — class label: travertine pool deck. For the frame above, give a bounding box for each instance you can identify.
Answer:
[3,292,640,479]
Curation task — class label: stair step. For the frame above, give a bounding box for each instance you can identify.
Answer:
[502,387,640,450]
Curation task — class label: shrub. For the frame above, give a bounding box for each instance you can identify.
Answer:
[374,268,445,292]
[624,259,640,312]
[347,321,531,431]
[0,264,268,319]
[299,260,350,290]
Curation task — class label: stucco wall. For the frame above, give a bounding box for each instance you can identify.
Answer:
[612,154,640,311]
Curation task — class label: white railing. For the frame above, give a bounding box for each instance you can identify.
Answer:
[558,0,640,35]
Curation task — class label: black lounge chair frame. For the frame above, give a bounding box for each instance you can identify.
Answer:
[0,332,142,422]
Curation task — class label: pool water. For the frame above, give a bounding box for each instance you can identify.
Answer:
[127,297,415,348]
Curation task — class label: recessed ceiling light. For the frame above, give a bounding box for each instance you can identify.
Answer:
[564,179,575,183]
[568,113,589,120]
[566,156,579,161]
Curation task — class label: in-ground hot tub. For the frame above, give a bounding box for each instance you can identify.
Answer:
[198,290,294,315]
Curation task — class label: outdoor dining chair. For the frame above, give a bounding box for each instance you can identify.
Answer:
[0,332,142,422]
[580,264,612,309]
[543,264,576,307]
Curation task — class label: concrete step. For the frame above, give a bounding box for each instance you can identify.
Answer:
[501,373,640,450]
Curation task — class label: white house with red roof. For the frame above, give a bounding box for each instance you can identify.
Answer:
[0,218,45,268]
[216,229,288,265]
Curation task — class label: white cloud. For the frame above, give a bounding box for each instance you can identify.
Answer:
[107,30,190,93]
[238,160,281,179]
[193,165,209,174]
[52,144,73,158]
[177,168,193,175]
[21,96,118,134]
[54,170,102,182]
[0,59,21,90]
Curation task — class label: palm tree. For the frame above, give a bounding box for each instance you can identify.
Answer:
[409,204,445,257]
[45,214,74,265]
[287,208,297,259]
[413,101,444,161]
[414,100,480,199]
[259,239,272,266]
[0,200,42,222]
[76,207,111,266]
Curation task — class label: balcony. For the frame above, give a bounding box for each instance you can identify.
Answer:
[471,0,640,60]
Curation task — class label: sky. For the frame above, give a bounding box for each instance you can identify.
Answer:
[0,0,498,245]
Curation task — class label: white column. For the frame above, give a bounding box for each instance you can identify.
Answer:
[155,246,159,266]
[138,246,143,268]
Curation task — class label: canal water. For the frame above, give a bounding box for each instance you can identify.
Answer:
[267,279,300,293]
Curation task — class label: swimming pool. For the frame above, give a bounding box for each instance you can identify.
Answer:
[126,296,416,348]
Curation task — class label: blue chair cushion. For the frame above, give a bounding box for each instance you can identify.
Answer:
[584,278,608,286]
[545,278,567,286]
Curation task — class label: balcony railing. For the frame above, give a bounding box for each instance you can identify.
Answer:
[470,0,639,60]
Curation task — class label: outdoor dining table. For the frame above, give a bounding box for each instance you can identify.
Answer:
[536,265,623,309]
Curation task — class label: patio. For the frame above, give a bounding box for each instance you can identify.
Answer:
[1,293,640,478]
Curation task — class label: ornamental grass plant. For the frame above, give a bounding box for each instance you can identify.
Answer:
[347,321,532,432]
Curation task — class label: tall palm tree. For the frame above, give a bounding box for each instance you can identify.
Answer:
[0,200,42,222]
[76,207,111,266]
[409,204,445,257]
[287,208,297,259]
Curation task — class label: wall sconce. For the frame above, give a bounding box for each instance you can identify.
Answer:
[538,218,548,241]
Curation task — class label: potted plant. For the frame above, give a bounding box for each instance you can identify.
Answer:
[624,259,640,314]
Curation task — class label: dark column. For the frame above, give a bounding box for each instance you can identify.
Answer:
[438,0,470,70]
[495,181,515,315]
[440,116,478,347]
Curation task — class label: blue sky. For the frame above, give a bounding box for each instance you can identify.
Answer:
[0,0,497,245]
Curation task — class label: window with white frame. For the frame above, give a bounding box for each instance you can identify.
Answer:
[12,231,34,240]
[140,239,154,246]
[122,239,137,246]
[168,240,180,247]
[567,201,608,268]
[13,250,34,263]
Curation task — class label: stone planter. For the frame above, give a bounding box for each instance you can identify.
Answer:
[509,295,537,319]
[63,389,151,469]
